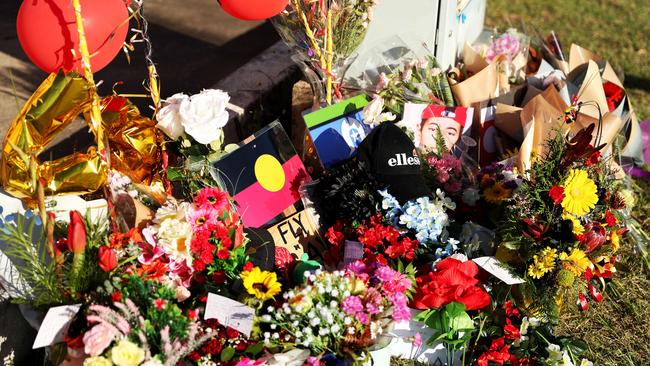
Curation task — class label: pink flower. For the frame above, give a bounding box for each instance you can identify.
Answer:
[186,206,218,232]
[83,323,118,356]
[389,293,411,322]
[375,265,412,296]
[169,260,194,287]
[194,187,230,211]
[413,332,422,348]
[342,296,364,315]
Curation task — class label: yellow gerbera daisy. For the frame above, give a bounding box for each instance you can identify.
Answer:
[241,267,282,300]
[561,169,598,217]
[562,212,585,236]
[484,182,512,204]
[560,248,592,276]
[527,247,558,279]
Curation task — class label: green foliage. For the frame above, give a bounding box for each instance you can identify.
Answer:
[415,302,475,362]
[0,211,64,308]
[114,275,190,353]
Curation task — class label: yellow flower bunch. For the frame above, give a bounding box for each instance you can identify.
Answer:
[528,247,558,279]
[560,248,592,276]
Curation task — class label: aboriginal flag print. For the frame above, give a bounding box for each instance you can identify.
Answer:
[212,121,310,228]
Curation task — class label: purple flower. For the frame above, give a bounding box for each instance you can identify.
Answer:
[342,296,364,316]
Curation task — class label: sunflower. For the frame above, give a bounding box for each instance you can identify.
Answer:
[561,169,598,217]
[241,267,281,300]
[483,182,512,204]
[562,212,585,236]
[560,248,592,276]
[527,247,558,279]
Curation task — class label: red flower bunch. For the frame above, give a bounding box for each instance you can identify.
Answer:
[324,214,419,266]
[474,301,532,366]
[187,319,261,364]
[188,187,245,273]
[412,257,490,310]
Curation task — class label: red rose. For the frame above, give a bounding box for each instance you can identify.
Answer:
[98,246,118,272]
[603,81,624,112]
[412,258,490,310]
[68,211,87,254]
[548,185,565,205]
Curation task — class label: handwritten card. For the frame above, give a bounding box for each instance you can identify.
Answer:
[473,256,525,285]
[204,293,255,337]
[32,304,81,349]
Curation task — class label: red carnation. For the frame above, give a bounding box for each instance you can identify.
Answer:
[412,257,491,311]
[548,185,565,205]
[216,247,230,260]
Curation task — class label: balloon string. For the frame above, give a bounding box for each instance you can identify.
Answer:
[71,0,111,170]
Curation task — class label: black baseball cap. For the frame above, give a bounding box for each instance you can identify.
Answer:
[357,123,431,203]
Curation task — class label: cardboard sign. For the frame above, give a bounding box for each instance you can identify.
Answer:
[204,293,255,337]
[266,210,325,261]
[472,256,525,285]
[32,304,81,349]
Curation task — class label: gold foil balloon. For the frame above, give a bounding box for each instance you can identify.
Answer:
[1,71,163,200]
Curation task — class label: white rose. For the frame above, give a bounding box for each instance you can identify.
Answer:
[362,96,395,127]
[179,89,230,144]
[156,93,188,140]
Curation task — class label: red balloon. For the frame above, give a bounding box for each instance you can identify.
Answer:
[16,0,129,74]
[219,0,288,21]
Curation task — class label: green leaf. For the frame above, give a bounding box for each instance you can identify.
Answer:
[245,342,264,356]
[446,302,474,332]
[220,346,236,361]
[166,167,185,181]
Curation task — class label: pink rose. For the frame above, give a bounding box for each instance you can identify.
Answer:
[83,324,118,356]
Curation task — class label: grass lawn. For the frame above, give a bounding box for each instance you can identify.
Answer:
[487,1,650,365]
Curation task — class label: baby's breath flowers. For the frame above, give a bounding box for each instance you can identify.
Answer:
[258,264,413,362]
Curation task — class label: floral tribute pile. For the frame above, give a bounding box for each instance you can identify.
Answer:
[0,3,648,366]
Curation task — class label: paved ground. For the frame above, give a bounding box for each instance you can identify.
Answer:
[0,1,284,363]
[0,0,280,140]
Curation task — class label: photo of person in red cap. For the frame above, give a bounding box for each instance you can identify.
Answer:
[419,105,469,153]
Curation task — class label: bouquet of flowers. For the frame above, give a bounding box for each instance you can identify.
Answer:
[371,56,455,115]
[324,213,420,267]
[469,300,593,366]
[258,264,413,364]
[496,125,626,320]
[271,0,380,104]
[473,28,530,84]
